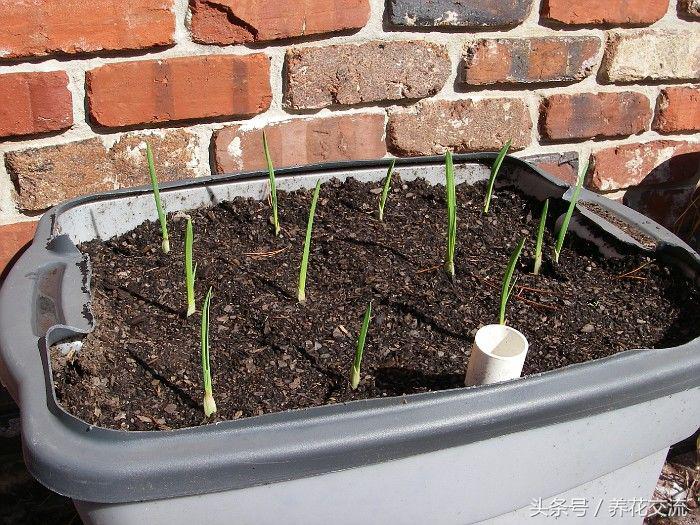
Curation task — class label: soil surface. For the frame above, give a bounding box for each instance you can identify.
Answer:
[51,177,700,431]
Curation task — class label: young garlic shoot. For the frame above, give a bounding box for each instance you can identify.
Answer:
[499,238,525,325]
[262,131,281,236]
[533,199,549,276]
[297,180,321,304]
[483,140,511,214]
[201,286,216,417]
[184,217,197,317]
[378,159,396,221]
[444,150,457,279]
[350,301,372,390]
[553,160,588,264]
[146,143,170,254]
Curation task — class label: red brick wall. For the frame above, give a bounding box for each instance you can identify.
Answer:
[1,0,699,275]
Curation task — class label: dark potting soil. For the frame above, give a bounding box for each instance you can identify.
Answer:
[50,176,700,431]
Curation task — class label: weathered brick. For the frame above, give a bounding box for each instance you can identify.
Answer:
[0,0,174,60]
[0,72,72,138]
[87,54,271,128]
[189,0,369,45]
[600,31,700,83]
[284,41,450,110]
[653,86,700,133]
[590,141,700,191]
[540,92,651,141]
[524,152,579,185]
[541,0,668,25]
[389,0,534,28]
[213,114,386,173]
[680,0,700,18]
[6,130,201,211]
[0,222,37,279]
[460,37,600,86]
[387,98,532,156]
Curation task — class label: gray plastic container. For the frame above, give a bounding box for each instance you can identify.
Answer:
[0,155,698,525]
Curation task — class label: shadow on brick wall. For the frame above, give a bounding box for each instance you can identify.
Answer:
[622,152,700,251]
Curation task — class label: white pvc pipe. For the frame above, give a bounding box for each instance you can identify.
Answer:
[464,324,530,386]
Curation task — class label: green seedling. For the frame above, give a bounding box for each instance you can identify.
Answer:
[350,301,372,390]
[201,287,216,417]
[444,150,457,279]
[483,140,511,214]
[554,161,588,264]
[378,159,396,221]
[184,217,197,317]
[297,180,322,304]
[533,199,549,276]
[499,238,525,325]
[146,143,170,254]
[262,131,281,236]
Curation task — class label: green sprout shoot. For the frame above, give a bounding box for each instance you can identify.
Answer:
[297,180,321,304]
[185,217,197,317]
[378,159,396,221]
[499,238,525,325]
[533,199,549,276]
[444,150,457,279]
[554,161,588,264]
[350,301,372,390]
[146,143,169,254]
[483,140,511,214]
[262,131,281,236]
[201,286,216,417]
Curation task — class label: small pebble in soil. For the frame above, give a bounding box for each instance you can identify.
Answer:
[581,324,595,334]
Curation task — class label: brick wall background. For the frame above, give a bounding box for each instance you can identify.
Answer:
[1,0,699,275]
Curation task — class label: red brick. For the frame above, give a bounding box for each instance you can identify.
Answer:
[524,152,579,185]
[6,130,201,211]
[540,92,651,141]
[387,98,532,156]
[0,222,37,279]
[190,0,369,45]
[590,141,700,191]
[87,54,271,128]
[460,37,600,86]
[0,0,174,60]
[213,114,386,173]
[653,86,700,133]
[284,41,450,110]
[0,72,72,138]
[541,0,668,25]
